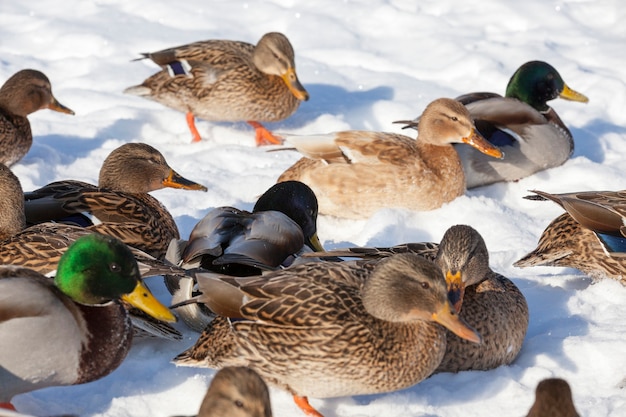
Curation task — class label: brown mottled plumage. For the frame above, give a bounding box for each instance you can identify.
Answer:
[526,378,581,417]
[191,367,272,417]
[24,142,207,259]
[305,224,528,373]
[515,189,626,283]
[0,69,74,166]
[277,98,503,219]
[125,32,308,145]
[173,253,481,417]
[0,162,184,340]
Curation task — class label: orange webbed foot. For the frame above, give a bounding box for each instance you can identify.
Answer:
[248,121,284,146]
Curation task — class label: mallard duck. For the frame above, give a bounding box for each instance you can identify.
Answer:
[0,69,74,167]
[172,253,481,417]
[24,142,207,259]
[165,180,328,332]
[526,378,580,417]
[0,233,176,410]
[514,189,626,282]
[125,32,309,145]
[276,98,503,219]
[176,367,272,417]
[0,162,184,340]
[451,61,588,189]
[304,224,529,373]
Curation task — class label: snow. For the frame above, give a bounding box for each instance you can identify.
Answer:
[2,0,626,416]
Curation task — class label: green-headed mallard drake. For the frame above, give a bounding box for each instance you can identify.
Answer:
[0,233,176,410]
[451,61,588,188]
[183,367,272,417]
[0,69,74,167]
[125,32,309,145]
[526,378,580,417]
[172,253,481,417]
[0,162,184,340]
[24,142,207,259]
[515,189,626,283]
[277,98,503,219]
[304,224,528,373]
[165,180,328,332]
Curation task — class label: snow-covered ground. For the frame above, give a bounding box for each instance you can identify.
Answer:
[2,0,626,416]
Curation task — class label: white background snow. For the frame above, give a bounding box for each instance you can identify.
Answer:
[2,0,626,416]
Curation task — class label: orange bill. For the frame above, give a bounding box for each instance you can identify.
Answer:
[446,270,465,313]
[282,67,309,101]
[163,169,208,191]
[462,127,503,159]
[432,300,482,344]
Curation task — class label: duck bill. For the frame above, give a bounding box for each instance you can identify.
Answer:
[122,281,177,323]
[48,97,75,115]
[462,128,503,159]
[559,83,589,103]
[446,270,465,313]
[163,169,208,191]
[432,301,482,344]
[307,232,326,252]
[282,68,309,101]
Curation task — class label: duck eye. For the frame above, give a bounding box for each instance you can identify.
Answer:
[420,282,430,289]
[109,263,121,273]
[234,400,244,408]
[450,116,458,122]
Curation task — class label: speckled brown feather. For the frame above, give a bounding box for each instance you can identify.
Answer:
[174,254,473,399]
[304,225,529,373]
[515,213,626,282]
[126,33,304,122]
[24,143,207,259]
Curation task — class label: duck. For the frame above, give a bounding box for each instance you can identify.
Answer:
[175,367,272,417]
[24,142,207,260]
[165,180,329,332]
[514,189,626,283]
[0,69,74,167]
[0,233,176,411]
[526,378,580,417]
[304,224,529,373]
[0,162,184,340]
[125,32,309,145]
[276,98,503,219]
[172,253,481,417]
[451,60,589,189]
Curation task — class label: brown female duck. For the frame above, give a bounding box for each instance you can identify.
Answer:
[306,224,529,373]
[125,32,309,145]
[173,253,481,417]
[0,69,74,166]
[515,189,626,283]
[24,142,207,259]
[277,98,503,219]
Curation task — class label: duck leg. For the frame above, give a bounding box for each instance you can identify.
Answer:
[247,121,283,146]
[186,112,202,143]
[293,395,324,417]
